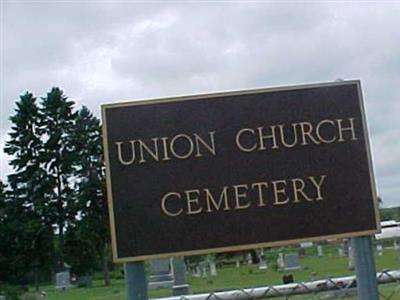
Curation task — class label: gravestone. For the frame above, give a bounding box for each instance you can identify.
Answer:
[317,245,323,257]
[284,253,301,271]
[257,249,267,270]
[348,245,355,270]
[277,253,285,269]
[246,253,253,264]
[193,266,201,277]
[148,259,174,289]
[205,255,217,276]
[208,256,217,276]
[55,271,71,289]
[300,242,313,248]
[376,244,383,256]
[338,248,344,257]
[77,275,92,287]
[258,255,267,270]
[236,259,240,268]
[172,257,189,295]
[394,240,400,250]
[210,262,217,276]
[198,261,208,278]
[343,240,350,256]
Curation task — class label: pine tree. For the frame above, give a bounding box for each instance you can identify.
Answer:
[5,92,45,206]
[3,88,112,283]
[65,106,110,285]
[0,180,27,283]
[0,180,15,282]
[40,87,78,270]
[2,93,53,285]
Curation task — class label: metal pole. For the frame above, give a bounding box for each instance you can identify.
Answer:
[352,236,379,300]
[125,262,148,300]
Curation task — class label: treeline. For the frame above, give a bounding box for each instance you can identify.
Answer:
[0,88,110,287]
[380,207,400,222]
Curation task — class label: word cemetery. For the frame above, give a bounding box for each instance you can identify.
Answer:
[102,80,379,262]
[160,175,327,217]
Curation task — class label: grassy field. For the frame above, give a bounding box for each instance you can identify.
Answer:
[24,247,400,300]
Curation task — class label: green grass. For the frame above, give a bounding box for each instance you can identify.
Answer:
[24,248,400,300]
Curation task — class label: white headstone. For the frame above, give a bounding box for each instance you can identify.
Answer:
[300,242,313,248]
[277,253,285,269]
[317,245,323,257]
[258,257,267,270]
[56,271,71,289]
[210,261,217,276]
[377,244,383,256]
[236,259,240,268]
[246,253,253,264]
[348,246,355,270]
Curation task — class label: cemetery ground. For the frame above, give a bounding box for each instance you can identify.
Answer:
[23,246,400,300]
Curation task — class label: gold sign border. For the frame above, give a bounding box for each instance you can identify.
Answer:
[101,80,381,263]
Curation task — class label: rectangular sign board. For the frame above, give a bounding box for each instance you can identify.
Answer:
[102,80,380,263]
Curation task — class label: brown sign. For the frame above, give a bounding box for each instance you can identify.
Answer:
[102,80,380,263]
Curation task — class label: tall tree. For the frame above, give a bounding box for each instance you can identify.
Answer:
[40,87,78,270]
[0,180,29,283]
[4,92,44,208]
[3,88,112,283]
[65,106,110,285]
[2,93,53,285]
[0,180,17,282]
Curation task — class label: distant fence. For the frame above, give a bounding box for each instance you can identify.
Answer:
[154,270,400,300]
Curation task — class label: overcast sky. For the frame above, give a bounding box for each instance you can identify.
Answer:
[1,1,399,206]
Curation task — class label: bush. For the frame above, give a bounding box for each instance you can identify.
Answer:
[77,276,92,288]
[0,284,20,300]
[21,293,37,300]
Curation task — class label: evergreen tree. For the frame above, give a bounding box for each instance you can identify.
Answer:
[4,92,45,209]
[65,106,110,285]
[3,88,112,283]
[2,93,53,285]
[0,180,15,282]
[40,87,78,270]
[0,180,5,208]
[0,180,28,283]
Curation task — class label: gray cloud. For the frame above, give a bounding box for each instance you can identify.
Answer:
[1,1,399,206]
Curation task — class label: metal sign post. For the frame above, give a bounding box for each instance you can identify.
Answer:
[125,262,148,300]
[352,235,379,299]
[102,81,381,299]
